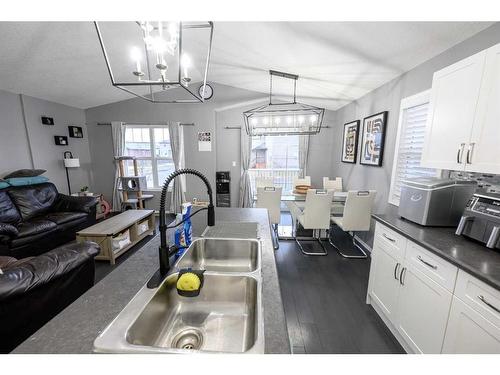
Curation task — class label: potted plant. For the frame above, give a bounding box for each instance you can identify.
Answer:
[80,186,92,196]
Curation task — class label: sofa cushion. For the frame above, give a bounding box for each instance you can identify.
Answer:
[4,169,46,178]
[8,183,58,221]
[16,219,57,238]
[0,191,21,224]
[45,212,87,225]
[6,176,50,187]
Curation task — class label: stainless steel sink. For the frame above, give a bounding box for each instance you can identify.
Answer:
[176,238,260,273]
[93,237,264,354]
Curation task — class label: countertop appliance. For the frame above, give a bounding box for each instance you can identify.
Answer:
[398,177,476,226]
[216,171,231,207]
[456,191,500,249]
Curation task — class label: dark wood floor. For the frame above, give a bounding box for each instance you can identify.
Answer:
[275,226,405,354]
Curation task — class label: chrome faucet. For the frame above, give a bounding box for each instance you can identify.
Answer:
[147,168,215,288]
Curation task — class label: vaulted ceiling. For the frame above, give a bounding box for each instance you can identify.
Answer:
[0,21,494,110]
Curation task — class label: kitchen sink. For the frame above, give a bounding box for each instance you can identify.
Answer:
[176,238,260,273]
[93,237,264,354]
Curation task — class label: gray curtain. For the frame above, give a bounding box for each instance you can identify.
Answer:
[168,121,186,214]
[298,134,310,178]
[239,128,253,208]
[111,121,125,212]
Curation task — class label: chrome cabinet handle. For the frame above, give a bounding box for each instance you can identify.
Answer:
[394,262,400,281]
[478,295,500,314]
[399,267,407,286]
[457,143,466,164]
[466,143,475,164]
[383,233,395,242]
[417,255,438,270]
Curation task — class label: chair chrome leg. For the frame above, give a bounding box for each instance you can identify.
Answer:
[272,224,280,250]
[328,228,368,259]
[295,229,328,256]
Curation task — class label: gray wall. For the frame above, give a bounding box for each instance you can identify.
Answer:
[85,83,266,209]
[332,22,500,245]
[85,83,337,212]
[0,89,92,194]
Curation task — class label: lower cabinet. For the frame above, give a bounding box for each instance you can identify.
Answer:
[442,296,500,353]
[396,265,453,353]
[368,222,500,354]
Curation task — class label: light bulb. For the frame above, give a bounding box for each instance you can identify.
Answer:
[158,21,163,38]
[298,116,304,124]
[286,116,293,124]
[251,118,258,125]
[263,117,269,125]
[275,117,281,125]
[310,115,317,123]
[130,47,142,75]
[181,53,191,79]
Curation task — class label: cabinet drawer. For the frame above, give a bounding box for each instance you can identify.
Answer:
[374,222,407,258]
[405,242,458,292]
[454,270,500,328]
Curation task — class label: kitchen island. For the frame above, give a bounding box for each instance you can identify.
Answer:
[14,208,291,354]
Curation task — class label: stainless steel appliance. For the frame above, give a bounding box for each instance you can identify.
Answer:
[216,171,231,207]
[398,177,476,226]
[456,192,500,249]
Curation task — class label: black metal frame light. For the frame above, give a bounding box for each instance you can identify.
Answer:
[243,70,325,136]
[94,21,214,104]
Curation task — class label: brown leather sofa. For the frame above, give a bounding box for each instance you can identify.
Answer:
[0,241,99,353]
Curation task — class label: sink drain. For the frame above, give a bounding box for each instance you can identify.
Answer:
[171,328,203,350]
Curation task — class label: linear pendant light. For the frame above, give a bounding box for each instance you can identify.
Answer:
[243,70,325,136]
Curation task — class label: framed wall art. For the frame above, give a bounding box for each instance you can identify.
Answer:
[360,111,388,167]
[68,126,84,138]
[341,120,360,163]
[54,135,68,146]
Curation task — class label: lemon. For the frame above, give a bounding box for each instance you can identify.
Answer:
[176,272,201,291]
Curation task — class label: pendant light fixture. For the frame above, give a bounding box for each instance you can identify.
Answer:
[243,70,325,136]
[94,21,213,103]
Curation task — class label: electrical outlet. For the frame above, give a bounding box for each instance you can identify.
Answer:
[232,161,236,167]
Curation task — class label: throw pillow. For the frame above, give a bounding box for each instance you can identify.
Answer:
[4,169,46,178]
[5,176,49,186]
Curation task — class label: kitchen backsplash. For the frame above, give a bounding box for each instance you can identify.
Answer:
[448,171,500,193]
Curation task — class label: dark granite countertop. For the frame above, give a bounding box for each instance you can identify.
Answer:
[14,208,291,354]
[373,212,500,290]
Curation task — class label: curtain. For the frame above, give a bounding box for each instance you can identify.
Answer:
[111,121,125,212]
[298,134,310,178]
[168,121,186,214]
[239,128,253,208]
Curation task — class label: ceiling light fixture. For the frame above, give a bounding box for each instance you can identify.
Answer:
[94,21,213,103]
[243,70,325,136]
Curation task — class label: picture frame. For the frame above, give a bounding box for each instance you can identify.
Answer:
[68,126,84,138]
[54,135,68,146]
[360,111,388,167]
[341,120,360,163]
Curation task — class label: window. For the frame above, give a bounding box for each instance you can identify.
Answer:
[124,125,175,189]
[249,135,300,195]
[388,90,440,206]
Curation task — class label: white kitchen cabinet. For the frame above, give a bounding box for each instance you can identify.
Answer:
[442,296,500,354]
[395,265,453,353]
[369,237,403,325]
[467,43,500,174]
[421,50,486,170]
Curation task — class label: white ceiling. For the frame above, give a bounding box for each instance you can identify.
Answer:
[0,21,494,110]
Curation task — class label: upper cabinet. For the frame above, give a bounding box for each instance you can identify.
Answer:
[421,43,500,174]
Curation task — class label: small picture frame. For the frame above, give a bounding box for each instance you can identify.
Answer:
[68,126,84,138]
[54,135,68,146]
[360,111,388,167]
[341,120,360,163]
[41,116,54,125]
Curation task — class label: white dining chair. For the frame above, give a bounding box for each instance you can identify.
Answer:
[323,177,343,191]
[329,190,376,259]
[292,189,334,256]
[256,186,282,249]
[256,177,274,189]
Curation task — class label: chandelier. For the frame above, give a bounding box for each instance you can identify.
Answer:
[243,70,325,136]
[94,21,213,103]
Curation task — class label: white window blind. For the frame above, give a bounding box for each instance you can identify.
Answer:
[389,92,439,206]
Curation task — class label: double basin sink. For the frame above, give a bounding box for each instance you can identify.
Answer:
[93,237,264,354]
